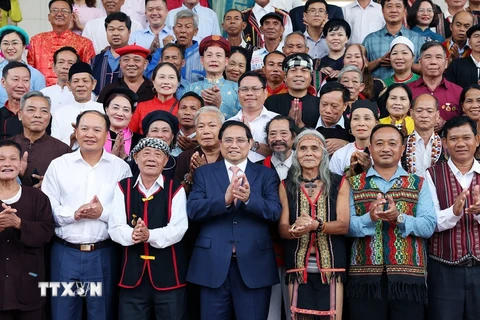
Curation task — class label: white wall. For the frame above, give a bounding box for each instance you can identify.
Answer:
[17,0,451,37]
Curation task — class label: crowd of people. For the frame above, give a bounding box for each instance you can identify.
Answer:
[1,0,480,319]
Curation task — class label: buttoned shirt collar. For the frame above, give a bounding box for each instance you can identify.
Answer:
[449,38,470,52]
[182,2,201,12]
[271,151,294,169]
[447,157,480,176]
[133,172,164,190]
[367,165,408,181]
[225,158,248,175]
[353,0,376,8]
[72,148,112,165]
[233,106,272,122]
[413,130,435,145]
[315,115,345,129]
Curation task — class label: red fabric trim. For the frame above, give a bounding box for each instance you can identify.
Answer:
[264,155,272,169]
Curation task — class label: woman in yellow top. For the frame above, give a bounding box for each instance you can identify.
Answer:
[379,83,414,137]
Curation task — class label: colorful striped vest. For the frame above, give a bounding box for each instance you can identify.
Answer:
[427,162,480,264]
[348,172,427,301]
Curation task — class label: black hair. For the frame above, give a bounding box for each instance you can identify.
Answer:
[104,93,137,114]
[304,0,328,12]
[263,50,286,66]
[369,123,405,143]
[407,0,438,29]
[146,0,167,4]
[238,71,267,88]
[219,120,253,141]
[264,115,301,137]
[223,8,245,21]
[180,91,204,108]
[419,41,446,58]
[151,62,181,82]
[442,115,477,138]
[322,19,351,38]
[162,43,185,60]
[380,0,408,9]
[230,46,251,72]
[319,82,350,103]
[105,12,132,31]
[53,46,80,64]
[76,110,111,131]
[385,82,413,103]
[48,0,73,12]
[2,61,31,79]
[460,84,480,105]
[0,30,27,46]
[0,140,22,158]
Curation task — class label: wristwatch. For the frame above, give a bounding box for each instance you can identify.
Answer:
[251,141,260,152]
[396,212,405,224]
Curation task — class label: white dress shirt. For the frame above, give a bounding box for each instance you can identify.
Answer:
[41,84,96,114]
[166,3,221,42]
[425,158,480,232]
[271,151,293,181]
[109,174,188,249]
[410,131,436,177]
[42,150,132,243]
[99,0,147,27]
[270,0,303,12]
[315,115,345,129]
[83,17,144,54]
[343,0,385,44]
[228,107,279,163]
[51,100,105,147]
[252,3,293,43]
[225,158,248,182]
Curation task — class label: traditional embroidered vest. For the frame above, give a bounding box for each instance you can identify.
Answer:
[117,177,187,290]
[427,162,480,264]
[242,7,289,48]
[348,172,427,301]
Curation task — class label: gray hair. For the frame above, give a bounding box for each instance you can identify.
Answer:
[194,106,225,126]
[20,91,51,110]
[174,10,199,29]
[284,30,307,47]
[287,129,331,198]
[338,65,364,83]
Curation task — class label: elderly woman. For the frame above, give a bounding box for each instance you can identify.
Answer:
[129,62,180,134]
[379,83,415,137]
[225,47,250,83]
[383,37,420,87]
[109,137,188,320]
[338,65,366,118]
[174,106,225,194]
[0,140,54,320]
[0,25,46,104]
[103,87,142,159]
[330,100,378,177]
[343,44,387,106]
[279,129,349,319]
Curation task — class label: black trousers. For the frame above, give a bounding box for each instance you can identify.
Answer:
[348,273,425,320]
[427,258,480,320]
[0,307,45,320]
[118,274,187,320]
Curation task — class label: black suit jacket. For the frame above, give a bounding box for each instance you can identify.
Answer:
[445,56,478,88]
[289,4,344,33]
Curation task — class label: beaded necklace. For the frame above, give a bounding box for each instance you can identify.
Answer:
[405,132,442,174]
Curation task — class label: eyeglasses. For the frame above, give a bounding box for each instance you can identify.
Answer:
[50,8,72,15]
[238,86,264,94]
[307,8,326,14]
[222,138,249,146]
[1,41,22,48]
[418,8,434,13]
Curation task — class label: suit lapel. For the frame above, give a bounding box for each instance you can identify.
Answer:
[245,160,258,188]
[214,161,230,192]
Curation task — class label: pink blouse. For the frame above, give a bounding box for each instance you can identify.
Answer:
[72,4,104,35]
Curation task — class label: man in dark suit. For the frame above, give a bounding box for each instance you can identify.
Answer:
[445,24,480,88]
[289,3,344,33]
[187,120,282,320]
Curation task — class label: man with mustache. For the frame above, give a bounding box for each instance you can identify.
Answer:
[171,92,204,156]
[97,44,155,103]
[265,53,320,129]
[91,12,131,96]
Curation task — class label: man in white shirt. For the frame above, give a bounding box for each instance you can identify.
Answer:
[129,0,173,51]
[109,137,188,320]
[402,94,443,177]
[425,115,480,320]
[43,110,132,320]
[228,71,278,163]
[166,0,220,42]
[271,0,303,12]
[84,0,143,54]
[51,62,104,148]
[343,0,385,44]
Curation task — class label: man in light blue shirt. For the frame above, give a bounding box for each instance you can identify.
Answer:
[146,10,205,82]
[166,0,220,42]
[129,0,173,51]
[0,25,45,105]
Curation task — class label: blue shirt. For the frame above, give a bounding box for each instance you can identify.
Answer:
[411,26,444,43]
[146,40,205,83]
[348,166,436,239]
[105,49,120,73]
[129,26,173,50]
[363,26,425,79]
[0,60,46,105]
[177,77,190,100]
[187,77,241,119]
